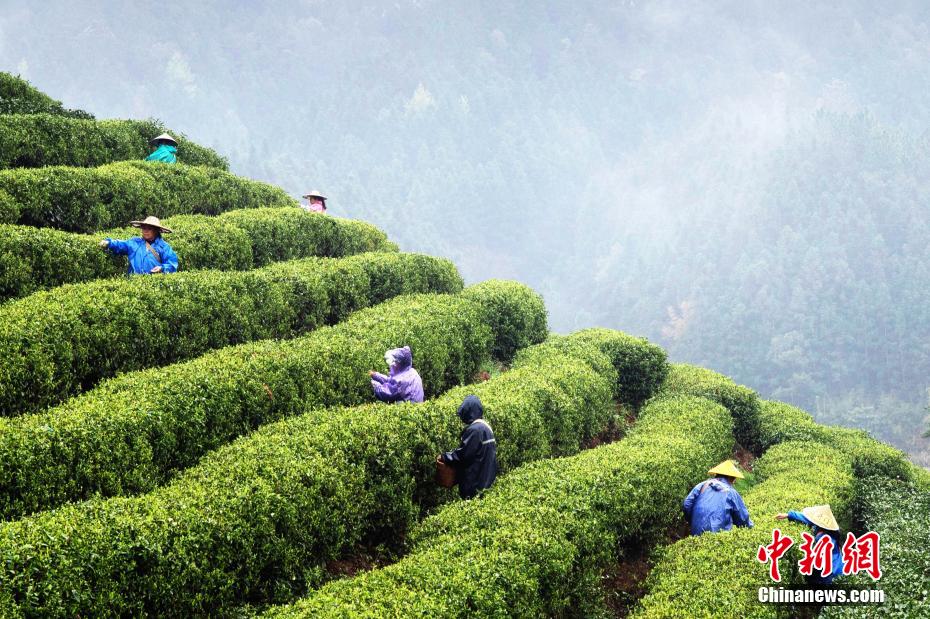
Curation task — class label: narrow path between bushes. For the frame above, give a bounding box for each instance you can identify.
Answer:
[321,399,637,584]
[602,444,758,616]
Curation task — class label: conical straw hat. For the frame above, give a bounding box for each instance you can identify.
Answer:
[130,215,173,234]
[150,133,178,146]
[802,505,839,531]
[302,189,327,200]
[707,460,745,479]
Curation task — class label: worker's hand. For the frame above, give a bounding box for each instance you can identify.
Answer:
[98,240,109,248]
[436,455,444,463]
[150,266,163,273]
[368,370,376,377]
[774,513,788,521]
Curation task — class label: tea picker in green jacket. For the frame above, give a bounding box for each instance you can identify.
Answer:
[145,133,178,163]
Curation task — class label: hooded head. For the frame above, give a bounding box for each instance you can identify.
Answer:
[457,395,484,424]
[385,346,413,374]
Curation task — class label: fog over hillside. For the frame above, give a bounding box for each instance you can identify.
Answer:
[3,0,928,464]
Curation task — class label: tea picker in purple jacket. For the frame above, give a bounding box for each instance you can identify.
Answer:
[369,345,424,403]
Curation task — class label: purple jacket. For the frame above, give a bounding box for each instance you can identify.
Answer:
[371,346,424,403]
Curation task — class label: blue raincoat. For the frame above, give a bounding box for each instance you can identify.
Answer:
[787,510,845,584]
[683,477,753,535]
[104,236,179,275]
[145,144,177,163]
[371,346,424,403]
[442,395,498,499]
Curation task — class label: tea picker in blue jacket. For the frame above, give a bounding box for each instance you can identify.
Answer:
[683,460,753,535]
[775,504,846,584]
[438,395,498,499]
[145,133,178,163]
[99,216,179,275]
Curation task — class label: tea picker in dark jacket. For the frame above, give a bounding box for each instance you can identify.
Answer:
[439,395,498,499]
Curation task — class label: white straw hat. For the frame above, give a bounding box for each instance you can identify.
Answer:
[302,190,327,200]
[130,215,173,234]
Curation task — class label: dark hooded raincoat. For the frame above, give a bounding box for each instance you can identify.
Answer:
[442,395,498,499]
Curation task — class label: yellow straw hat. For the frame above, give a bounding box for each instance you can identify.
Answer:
[802,505,839,531]
[707,460,745,479]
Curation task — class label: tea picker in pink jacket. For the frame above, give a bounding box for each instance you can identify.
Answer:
[369,346,424,403]
[301,190,328,213]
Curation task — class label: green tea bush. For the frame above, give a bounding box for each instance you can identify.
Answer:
[820,477,930,618]
[261,395,733,618]
[658,363,762,452]
[460,279,548,363]
[217,207,396,264]
[911,465,930,493]
[820,427,913,482]
[512,333,616,380]
[0,161,288,232]
[0,72,92,118]
[525,327,668,405]
[755,399,832,450]
[758,400,914,482]
[0,189,17,224]
[0,332,612,616]
[633,440,855,619]
[0,252,457,415]
[0,282,544,519]
[0,208,394,302]
[0,114,226,169]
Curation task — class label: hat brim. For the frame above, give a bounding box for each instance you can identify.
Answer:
[802,506,840,531]
[150,134,178,146]
[707,462,745,479]
[302,195,327,200]
[130,221,173,234]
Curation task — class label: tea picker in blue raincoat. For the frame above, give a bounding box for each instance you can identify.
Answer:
[683,460,753,535]
[438,395,498,499]
[99,216,179,275]
[145,133,178,163]
[775,504,845,584]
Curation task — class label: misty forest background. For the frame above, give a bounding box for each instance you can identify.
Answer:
[3,1,928,465]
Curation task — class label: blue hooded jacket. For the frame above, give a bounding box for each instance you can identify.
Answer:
[145,144,177,163]
[104,236,179,275]
[370,346,424,403]
[683,477,753,536]
[787,510,846,584]
[442,395,498,499]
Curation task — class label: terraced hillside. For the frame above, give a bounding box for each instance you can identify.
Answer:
[1,74,926,619]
